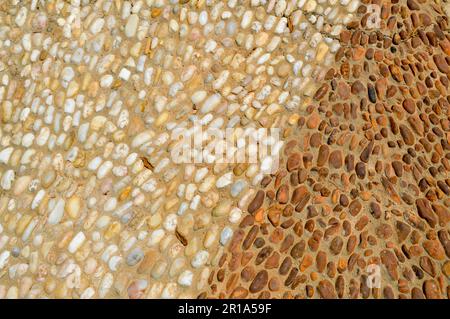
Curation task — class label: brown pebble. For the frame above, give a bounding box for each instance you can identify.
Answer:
[433,55,450,74]
[286,153,301,172]
[276,185,289,204]
[328,150,343,169]
[389,64,403,82]
[307,112,321,129]
[423,240,446,260]
[402,98,416,114]
[416,198,438,228]
[380,249,399,280]
[399,124,415,146]
[407,0,420,10]
[268,278,280,291]
[423,280,442,299]
[249,270,269,293]
[314,84,329,100]
[360,141,374,163]
[317,280,337,299]
[268,208,281,227]
[351,81,365,94]
[317,145,330,167]
[337,82,350,100]
[290,241,306,259]
[395,221,411,242]
[230,287,249,299]
[248,191,265,214]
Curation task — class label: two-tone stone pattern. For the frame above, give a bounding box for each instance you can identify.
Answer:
[202,0,450,299]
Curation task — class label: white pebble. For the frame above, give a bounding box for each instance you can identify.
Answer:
[68,232,86,253]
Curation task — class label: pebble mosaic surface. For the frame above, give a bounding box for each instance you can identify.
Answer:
[0,0,449,299]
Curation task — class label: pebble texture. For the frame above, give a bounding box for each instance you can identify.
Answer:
[0,0,449,300]
[202,0,450,299]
